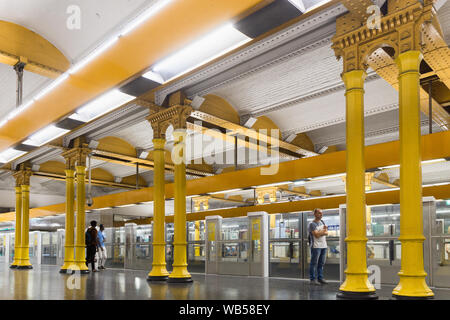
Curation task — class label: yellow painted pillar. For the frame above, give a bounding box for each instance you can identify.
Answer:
[168,130,192,282]
[337,70,376,299]
[392,51,434,299]
[74,165,89,274]
[18,185,32,269]
[148,138,169,281]
[60,169,75,273]
[10,186,22,268]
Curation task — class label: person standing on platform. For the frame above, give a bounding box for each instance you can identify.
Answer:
[308,208,328,285]
[97,224,107,270]
[85,220,99,272]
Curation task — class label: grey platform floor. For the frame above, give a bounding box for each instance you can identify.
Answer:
[0,264,449,300]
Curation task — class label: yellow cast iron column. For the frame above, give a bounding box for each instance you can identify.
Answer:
[168,129,192,283]
[74,165,89,274]
[60,169,75,273]
[337,70,377,299]
[18,184,32,269]
[148,138,169,281]
[10,186,22,268]
[392,51,434,299]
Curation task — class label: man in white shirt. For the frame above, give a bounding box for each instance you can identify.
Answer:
[308,208,328,285]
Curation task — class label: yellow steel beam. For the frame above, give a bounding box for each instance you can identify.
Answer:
[0,0,268,152]
[188,109,317,158]
[0,131,448,222]
[33,171,140,189]
[49,144,213,177]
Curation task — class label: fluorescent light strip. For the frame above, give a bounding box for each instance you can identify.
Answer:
[69,89,134,122]
[310,173,346,181]
[23,125,69,147]
[142,71,165,84]
[153,23,251,83]
[34,73,69,101]
[120,0,173,36]
[116,204,136,208]
[0,148,27,163]
[421,158,446,165]
[304,0,333,12]
[95,207,112,211]
[379,164,399,170]
[68,36,119,75]
[208,188,243,195]
[254,181,291,188]
[288,0,306,12]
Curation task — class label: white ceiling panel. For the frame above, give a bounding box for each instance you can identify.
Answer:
[208,45,342,116]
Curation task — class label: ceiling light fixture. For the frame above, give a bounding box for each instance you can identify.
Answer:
[69,89,134,122]
[288,0,306,12]
[152,23,251,82]
[0,148,27,163]
[142,71,165,84]
[304,0,333,13]
[23,125,70,147]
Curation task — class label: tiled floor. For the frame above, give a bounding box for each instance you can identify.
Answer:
[0,264,449,300]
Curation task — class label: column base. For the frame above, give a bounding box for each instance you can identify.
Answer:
[167,277,193,283]
[392,294,434,300]
[148,264,170,280]
[147,275,169,282]
[16,265,33,270]
[392,272,434,298]
[59,261,75,272]
[336,290,378,300]
[10,263,18,269]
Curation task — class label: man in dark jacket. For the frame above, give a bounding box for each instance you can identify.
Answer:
[85,220,99,272]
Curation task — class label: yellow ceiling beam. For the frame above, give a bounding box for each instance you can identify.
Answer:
[169,183,450,222]
[0,0,268,152]
[0,20,70,78]
[0,131,448,222]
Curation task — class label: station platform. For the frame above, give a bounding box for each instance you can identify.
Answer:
[1,265,450,300]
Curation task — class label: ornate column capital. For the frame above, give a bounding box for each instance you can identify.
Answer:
[13,163,33,187]
[332,0,427,73]
[147,105,193,139]
[62,144,91,168]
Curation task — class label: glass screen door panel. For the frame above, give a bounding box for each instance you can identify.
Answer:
[431,200,450,288]
[269,213,302,278]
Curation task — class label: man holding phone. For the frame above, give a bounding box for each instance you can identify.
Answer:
[308,208,328,285]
